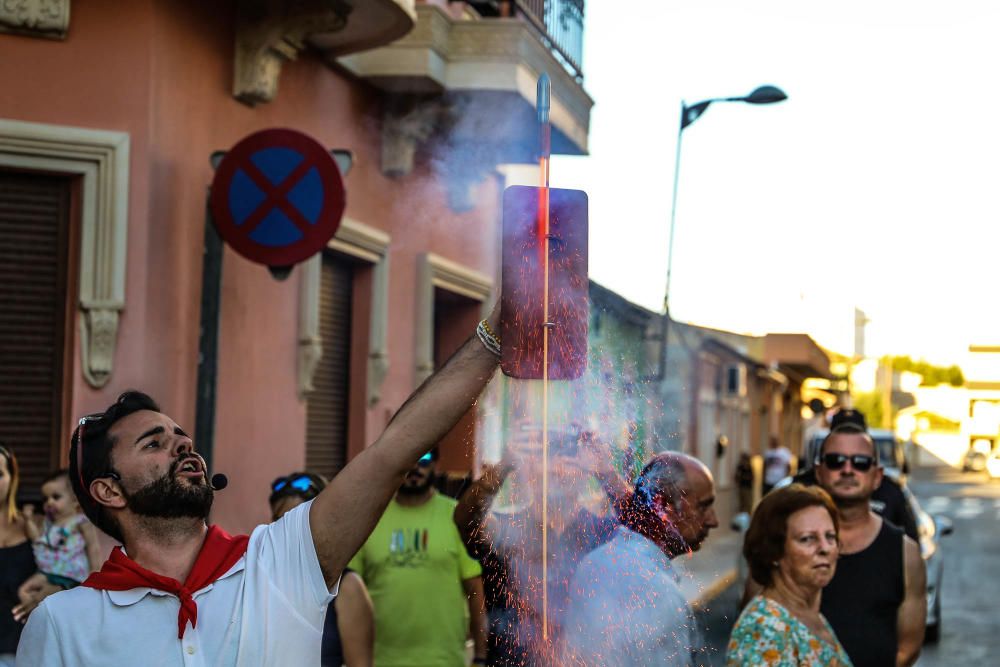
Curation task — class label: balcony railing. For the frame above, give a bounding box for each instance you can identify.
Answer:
[466,0,585,80]
[515,0,584,79]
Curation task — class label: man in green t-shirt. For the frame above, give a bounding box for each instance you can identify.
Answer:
[349,449,486,667]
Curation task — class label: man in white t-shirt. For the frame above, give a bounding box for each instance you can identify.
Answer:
[763,436,793,493]
[16,306,504,666]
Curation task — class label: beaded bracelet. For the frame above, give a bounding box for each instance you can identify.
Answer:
[476,319,501,358]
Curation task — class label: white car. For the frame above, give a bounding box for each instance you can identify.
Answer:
[986,451,1000,479]
[899,484,952,642]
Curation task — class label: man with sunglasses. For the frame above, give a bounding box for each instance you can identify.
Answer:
[348,448,488,667]
[813,423,926,667]
[745,423,927,667]
[16,303,504,666]
[793,408,919,541]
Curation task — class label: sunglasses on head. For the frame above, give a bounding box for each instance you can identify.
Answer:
[74,413,107,493]
[271,474,321,496]
[821,453,875,472]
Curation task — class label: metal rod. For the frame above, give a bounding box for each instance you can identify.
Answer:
[537,72,552,644]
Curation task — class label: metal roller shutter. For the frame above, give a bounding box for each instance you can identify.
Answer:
[0,171,71,496]
[305,253,352,478]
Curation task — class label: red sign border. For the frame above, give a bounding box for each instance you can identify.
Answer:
[209,128,345,267]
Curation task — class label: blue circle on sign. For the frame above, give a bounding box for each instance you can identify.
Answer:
[228,147,324,247]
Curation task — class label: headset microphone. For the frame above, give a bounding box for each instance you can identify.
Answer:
[211,473,229,491]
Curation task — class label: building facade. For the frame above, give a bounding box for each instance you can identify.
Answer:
[657,322,832,524]
[0,0,591,533]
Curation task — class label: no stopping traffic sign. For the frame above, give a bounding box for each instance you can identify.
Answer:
[209,128,346,267]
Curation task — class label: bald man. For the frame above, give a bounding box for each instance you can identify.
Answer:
[561,453,720,666]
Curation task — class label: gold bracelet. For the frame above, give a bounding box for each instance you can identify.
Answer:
[480,318,501,345]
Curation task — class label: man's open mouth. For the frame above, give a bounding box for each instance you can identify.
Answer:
[177,459,203,477]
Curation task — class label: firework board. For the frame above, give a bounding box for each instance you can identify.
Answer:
[500,185,589,379]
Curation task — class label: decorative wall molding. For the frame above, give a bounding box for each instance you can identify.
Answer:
[0,118,130,388]
[380,95,488,210]
[297,255,324,397]
[298,218,391,407]
[233,0,351,106]
[0,0,70,40]
[414,253,492,386]
[381,97,447,177]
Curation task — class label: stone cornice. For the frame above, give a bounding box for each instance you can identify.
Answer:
[339,4,592,155]
[233,0,415,106]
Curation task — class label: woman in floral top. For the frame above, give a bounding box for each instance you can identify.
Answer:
[727,484,852,666]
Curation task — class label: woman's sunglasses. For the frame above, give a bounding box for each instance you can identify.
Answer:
[821,453,875,472]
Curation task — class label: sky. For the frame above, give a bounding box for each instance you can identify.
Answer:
[545,0,1000,366]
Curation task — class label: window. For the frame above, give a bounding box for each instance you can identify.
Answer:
[0,171,74,494]
[305,253,354,478]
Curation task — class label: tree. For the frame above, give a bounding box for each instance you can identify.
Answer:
[887,356,964,387]
[852,391,884,428]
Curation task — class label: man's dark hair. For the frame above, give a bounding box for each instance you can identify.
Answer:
[42,469,71,487]
[68,390,161,543]
[829,408,867,431]
[817,422,879,465]
[743,483,839,587]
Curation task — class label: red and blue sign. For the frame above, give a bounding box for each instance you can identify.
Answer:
[210,128,345,267]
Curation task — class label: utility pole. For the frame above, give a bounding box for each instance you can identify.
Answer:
[881,357,893,430]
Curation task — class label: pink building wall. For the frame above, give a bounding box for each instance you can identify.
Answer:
[1,0,500,534]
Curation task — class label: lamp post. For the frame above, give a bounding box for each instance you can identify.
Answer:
[657,85,787,381]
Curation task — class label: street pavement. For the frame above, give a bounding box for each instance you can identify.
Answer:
[695,465,1000,666]
[910,466,1000,666]
[694,579,741,666]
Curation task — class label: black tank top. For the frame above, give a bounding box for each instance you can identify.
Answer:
[0,540,36,654]
[821,520,904,667]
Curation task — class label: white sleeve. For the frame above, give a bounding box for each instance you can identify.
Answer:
[16,602,65,666]
[248,499,338,616]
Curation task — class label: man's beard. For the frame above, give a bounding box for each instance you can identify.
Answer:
[123,458,214,520]
[397,474,434,496]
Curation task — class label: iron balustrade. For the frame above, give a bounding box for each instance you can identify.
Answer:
[515,0,584,79]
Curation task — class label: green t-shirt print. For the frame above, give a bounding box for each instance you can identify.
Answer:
[349,492,482,667]
[386,526,430,568]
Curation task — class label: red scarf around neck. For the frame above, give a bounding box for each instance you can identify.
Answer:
[83,525,250,639]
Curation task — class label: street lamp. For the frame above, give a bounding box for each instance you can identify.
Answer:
[656,85,787,380]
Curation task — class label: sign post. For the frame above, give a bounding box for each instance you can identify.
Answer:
[196,128,349,472]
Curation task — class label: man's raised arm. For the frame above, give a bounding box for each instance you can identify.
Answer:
[310,307,501,586]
